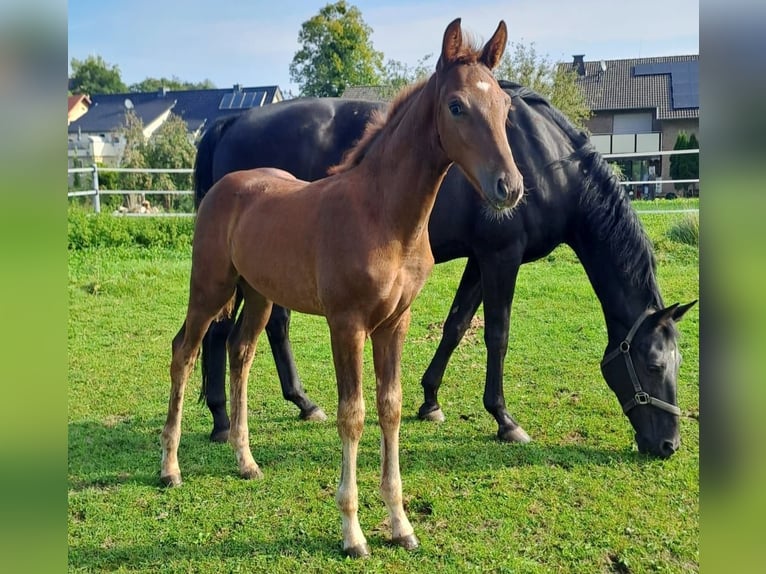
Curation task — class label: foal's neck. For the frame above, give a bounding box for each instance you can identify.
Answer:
[359,79,451,247]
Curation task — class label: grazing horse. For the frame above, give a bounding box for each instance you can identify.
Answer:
[193,80,696,459]
[160,19,523,557]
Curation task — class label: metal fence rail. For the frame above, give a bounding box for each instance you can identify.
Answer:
[68,150,699,215]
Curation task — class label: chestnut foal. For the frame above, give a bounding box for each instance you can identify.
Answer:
[160,18,523,556]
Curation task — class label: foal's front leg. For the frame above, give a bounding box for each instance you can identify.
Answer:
[372,310,418,551]
[329,321,369,557]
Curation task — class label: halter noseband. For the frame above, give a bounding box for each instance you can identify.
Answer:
[601,310,681,417]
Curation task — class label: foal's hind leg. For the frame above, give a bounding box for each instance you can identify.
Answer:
[372,310,418,551]
[161,294,234,486]
[228,283,273,480]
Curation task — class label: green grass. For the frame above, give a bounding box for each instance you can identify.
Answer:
[68,214,699,573]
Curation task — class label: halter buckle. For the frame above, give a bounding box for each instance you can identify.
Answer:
[634,392,650,405]
[619,340,630,354]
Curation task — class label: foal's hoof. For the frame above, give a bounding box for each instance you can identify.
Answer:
[300,407,328,422]
[343,543,371,558]
[392,533,420,551]
[209,428,230,443]
[160,473,182,487]
[418,406,446,423]
[497,425,531,443]
[240,465,264,480]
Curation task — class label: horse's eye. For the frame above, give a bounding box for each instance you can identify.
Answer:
[647,364,663,374]
[449,101,464,116]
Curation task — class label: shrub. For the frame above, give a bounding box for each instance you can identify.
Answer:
[68,206,194,250]
[667,213,699,246]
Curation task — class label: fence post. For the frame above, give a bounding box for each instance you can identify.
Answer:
[91,164,101,213]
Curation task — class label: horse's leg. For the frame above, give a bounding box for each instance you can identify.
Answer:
[265,305,327,422]
[329,318,369,557]
[479,256,530,443]
[227,283,273,480]
[203,315,234,443]
[371,310,418,551]
[419,257,482,422]
[161,285,235,486]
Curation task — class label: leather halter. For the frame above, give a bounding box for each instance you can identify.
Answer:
[601,310,681,416]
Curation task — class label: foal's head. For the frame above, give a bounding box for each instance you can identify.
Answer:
[433,18,524,212]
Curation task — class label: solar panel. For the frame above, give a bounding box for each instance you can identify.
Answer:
[219,93,235,109]
[633,60,699,109]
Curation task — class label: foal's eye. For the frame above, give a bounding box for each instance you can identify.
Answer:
[449,101,464,116]
[647,364,664,374]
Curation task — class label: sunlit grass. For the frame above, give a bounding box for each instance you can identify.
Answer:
[68,213,698,572]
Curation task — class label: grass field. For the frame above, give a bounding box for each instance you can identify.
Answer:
[68,210,699,573]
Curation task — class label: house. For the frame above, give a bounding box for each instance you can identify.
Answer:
[68,84,283,167]
[67,94,91,125]
[566,54,699,198]
[340,86,392,102]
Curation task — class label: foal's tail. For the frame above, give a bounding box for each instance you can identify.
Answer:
[193,115,239,209]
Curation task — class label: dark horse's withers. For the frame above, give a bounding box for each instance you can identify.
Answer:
[194,82,696,459]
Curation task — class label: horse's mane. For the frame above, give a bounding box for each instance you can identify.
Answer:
[330,33,486,175]
[499,80,660,299]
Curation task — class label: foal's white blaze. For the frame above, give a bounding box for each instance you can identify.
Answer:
[476,80,491,92]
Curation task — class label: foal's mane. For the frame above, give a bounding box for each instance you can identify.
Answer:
[328,80,426,175]
[330,33,486,175]
[499,80,660,298]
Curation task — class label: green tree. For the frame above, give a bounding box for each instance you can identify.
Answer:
[70,55,127,95]
[378,54,433,98]
[670,131,693,195]
[143,114,196,211]
[115,110,196,212]
[494,42,591,130]
[687,133,699,195]
[129,76,216,93]
[289,1,384,97]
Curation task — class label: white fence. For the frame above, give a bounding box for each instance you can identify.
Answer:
[67,149,699,216]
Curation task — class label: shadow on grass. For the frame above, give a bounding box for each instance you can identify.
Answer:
[68,533,350,571]
[69,406,652,494]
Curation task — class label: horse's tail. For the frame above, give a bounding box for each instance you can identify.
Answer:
[193,115,239,209]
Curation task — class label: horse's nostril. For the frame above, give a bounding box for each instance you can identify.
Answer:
[660,439,678,458]
[496,177,510,200]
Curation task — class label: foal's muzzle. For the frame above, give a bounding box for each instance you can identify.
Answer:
[490,172,523,210]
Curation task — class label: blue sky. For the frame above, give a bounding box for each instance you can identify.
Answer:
[68,0,699,95]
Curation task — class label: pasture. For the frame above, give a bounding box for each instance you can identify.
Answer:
[68,206,698,572]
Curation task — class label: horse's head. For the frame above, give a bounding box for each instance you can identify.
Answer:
[601,301,697,458]
[433,18,524,213]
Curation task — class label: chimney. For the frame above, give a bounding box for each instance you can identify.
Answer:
[233,83,242,92]
[572,54,586,77]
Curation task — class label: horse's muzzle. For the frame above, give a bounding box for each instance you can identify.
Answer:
[492,173,523,210]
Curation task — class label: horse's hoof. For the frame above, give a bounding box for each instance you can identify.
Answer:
[392,533,420,551]
[300,407,328,422]
[160,473,182,487]
[497,425,531,443]
[418,406,445,423]
[240,465,264,480]
[210,428,230,443]
[343,543,371,558]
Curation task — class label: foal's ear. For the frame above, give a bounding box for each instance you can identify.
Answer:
[439,18,463,69]
[480,20,508,70]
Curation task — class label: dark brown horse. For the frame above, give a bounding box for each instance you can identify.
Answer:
[160,19,523,557]
[194,83,696,459]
